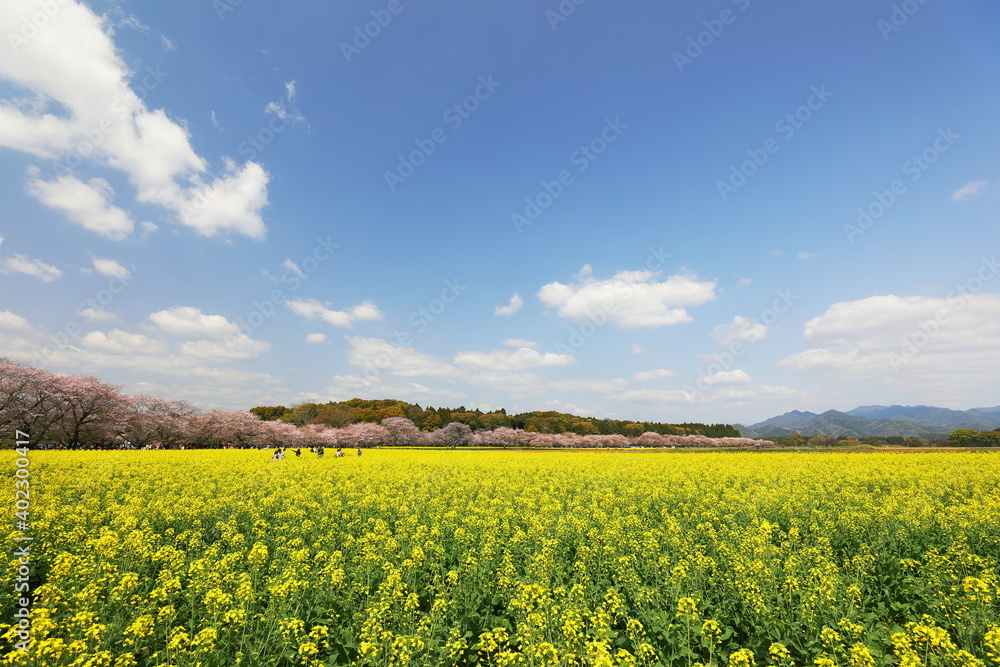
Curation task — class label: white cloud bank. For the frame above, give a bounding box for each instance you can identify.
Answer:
[0,0,269,239]
[780,292,1000,402]
[538,265,716,328]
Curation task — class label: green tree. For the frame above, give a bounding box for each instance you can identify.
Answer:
[421,413,443,431]
[787,433,808,447]
[286,403,319,426]
[948,429,983,447]
[249,405,287,421]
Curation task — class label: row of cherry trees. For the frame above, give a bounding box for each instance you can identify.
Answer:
[1,358,770,449]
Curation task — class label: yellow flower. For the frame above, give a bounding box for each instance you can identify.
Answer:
[729,648,756,667]
[677,597,699,621]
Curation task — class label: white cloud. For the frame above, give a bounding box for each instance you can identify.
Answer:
[796,251,816,260]
[951,180,988,202]
[453,347,575,371]
[631,368,678,382]
[494,293,524,316]
[618,388,699,404]
[173,160,269,239]
[180,336,270,361]
[76,307,118,322]
[701,369,752,385]
[325,374,465,404]
[0,253,62,282]
[286,298,383,328]
[306,333,328,344]
[91,257,131,279]
[711,315,770,345]
[712,384,801,401]
[345,336,458,377]
[779,293,1000,400]
[625,344,646,354]
[549,378,629,394]
[149,306,240,340]
[0,0,270,239]
[263,80,306,127]
[0,311,31,330]
[737,277,752,286]
[82,329,166,355]
[538,266,716,328]
[503,338,537,349]
[282,258,305,280]
[26,175,135,240]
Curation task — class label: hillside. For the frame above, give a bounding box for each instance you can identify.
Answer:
[737,405,1000,438]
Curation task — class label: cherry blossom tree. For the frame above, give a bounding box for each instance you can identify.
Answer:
[0,359,66,446]
[263,420,302,448]
[431,421,473,448]
[381,417,422,447]
[298,423,337,448]
[122,395,199,449]
[184,411,269,448]
[635,431,666,448]
[340,422,390,448]
[49,373,128,447]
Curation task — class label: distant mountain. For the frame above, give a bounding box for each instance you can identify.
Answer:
[736,405,1000,439]
[845,405,1000,431]
[759,410,818,429]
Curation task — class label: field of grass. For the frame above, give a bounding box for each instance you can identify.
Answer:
[3,450,999,666]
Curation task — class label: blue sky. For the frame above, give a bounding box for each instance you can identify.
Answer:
[1,0,998,425]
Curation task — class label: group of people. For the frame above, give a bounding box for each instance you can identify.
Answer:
[270,446,362,461]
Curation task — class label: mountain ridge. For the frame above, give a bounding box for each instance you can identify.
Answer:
[736,405,1000,438]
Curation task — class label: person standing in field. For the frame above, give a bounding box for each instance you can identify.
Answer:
[357,448,362,457]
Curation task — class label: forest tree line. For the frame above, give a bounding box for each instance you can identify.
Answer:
[249,398,741,438]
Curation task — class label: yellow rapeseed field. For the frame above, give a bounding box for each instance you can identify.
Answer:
[2,450,999,666]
